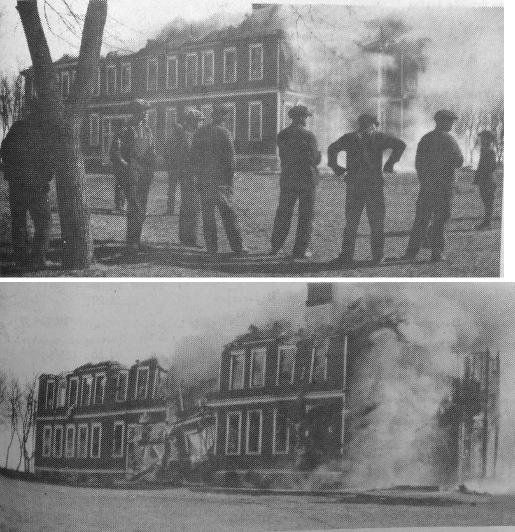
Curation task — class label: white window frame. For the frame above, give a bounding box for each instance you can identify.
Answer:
[166,55,178,89]
[77,423,89,458]
[249,43,263,81]
[53,424,63,458]
[90,422,102,459]
[89,113,100,146]
[42,425,52,457]
[272,408,290,454]
[185,53,198,87]
[165,107,178,139]
[112,421,125,458]
[309,339,329,384]
[61,71,70,98]
[276,345,296,385]
[201,50,215,85]
[245,410,263,455]
[106,64,117,95]
[147,58,159,91]
[68,376,79,408]
[225,411,242,455]
[223,47,237,83]
[135,366,150,400]
[121,62,132,93]
[228,350,245,391]
[81,375,93,406]
[94,67,100,96]
[115,370,128,402]
[46,380,55,409]
[223,102,236,139]
[147,108,157,139]
[64,424,76,458]
[248,101,262,141]
[93,373,106,405]
[250,347,266,388]
[56,377,67,408]
[71,70,76,86]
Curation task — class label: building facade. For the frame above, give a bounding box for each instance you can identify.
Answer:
[34,357,167,480]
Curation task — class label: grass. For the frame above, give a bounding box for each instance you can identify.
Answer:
[0,168,502,277]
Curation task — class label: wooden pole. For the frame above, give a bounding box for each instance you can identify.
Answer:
[481,349,490,479]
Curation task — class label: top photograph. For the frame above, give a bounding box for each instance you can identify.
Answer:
[0,1,503,277]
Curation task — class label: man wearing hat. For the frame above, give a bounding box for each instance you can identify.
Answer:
[164,109,203,246]
[404,109,464,261]
[1,100,54,269]
[474,130,497,230]
[110,99,157,255]
[327,113,406,266]
[270,104,321,259]
[190,103,247,256]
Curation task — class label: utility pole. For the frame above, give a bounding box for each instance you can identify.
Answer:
[481,349,490,479]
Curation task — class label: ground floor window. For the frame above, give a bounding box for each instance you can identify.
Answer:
[42,426,52,457]
[53,425,63,458]
[91,423,102,458]
[248,101,262,141]
[65,424,75,458]
[225,412,241,455]
[78,424,88,458]
[273,409,290,454]
[246,410,262,455]
[113,422,124,457]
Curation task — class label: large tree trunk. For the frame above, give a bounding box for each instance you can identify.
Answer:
[16,0,107,269]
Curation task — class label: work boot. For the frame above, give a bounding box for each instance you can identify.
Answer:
[292,250,312,261]
[430,250,446,262]
[233,247,250,257]
[401,251,418,261]
[329,254,353,267]
[370,256,385,266]
[476,220,491,230]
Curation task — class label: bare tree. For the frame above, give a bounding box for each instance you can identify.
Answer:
[16,0,108,269]
[0,73,24,139]
[5,377,21,469]
[14,377,37,472]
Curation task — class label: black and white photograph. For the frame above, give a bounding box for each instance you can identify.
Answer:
[0,282,514,531]
[0,0,504,277]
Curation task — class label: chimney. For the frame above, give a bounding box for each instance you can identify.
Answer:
[305,283,337,334]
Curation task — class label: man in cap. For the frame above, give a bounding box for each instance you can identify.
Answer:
[403,109,464,261]
[164,109,203,246]
[190,103,248,256]
[474,130,497,230]
[1,100,54,269]
[110,99,157,255]
[327,113,406,266]
[110,120,127,212]
[270,104,321,259]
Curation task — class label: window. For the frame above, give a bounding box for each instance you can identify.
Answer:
[284,102,294,128]
[90,114,100,146]
[56,378,67,408]
[167,56,178,88]
[93,374,106,405]
[186,54,198,87]
[222,103,236,139]
[91,423,102,458]
[202,50,214,85]
[276,346,296,385]
[68,377,78,407]
[273,409,290,454]
[310,338,329,384]
[249,43,263,81]
[225,412,241,455]
[65,424,75,458]
[78,424,88,458]
[113,421,124,457]
[121,63,131,93]
[106,64,116,95]
[229,350,245,390]
[61,71,70,98]
[165,107,178,139]
[250,347,266,388]
[53,425,63,458]
[147,58,158,91]
[71,70,76,86]
[81,375,93,406]
[223,47,237,83]
[115,371,128,402]
[147,109,157,139]
[46,380,55,409]
[200,104,213,125]
[94,67,100,96]
[135,367,149,399]
[246,410,262,454]
[248,101,262,141]
[42,426,52,457]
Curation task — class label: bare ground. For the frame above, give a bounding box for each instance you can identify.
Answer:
[0,169,502,277]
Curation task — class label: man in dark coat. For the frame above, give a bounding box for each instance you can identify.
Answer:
[110,99,157,255]
[270,104,321,259]
[404,110,464,261]
[164,109,203,246]
[474,130,497,230]
[328,113,406,266]
[1,103,53,268]
[190,103,247,256]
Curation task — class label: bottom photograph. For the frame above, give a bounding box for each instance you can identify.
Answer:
[0,282,514,532]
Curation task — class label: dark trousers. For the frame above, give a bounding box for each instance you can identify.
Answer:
[406,187,452,255]
[200,185,244,253]
[341,183,385,261]
[114,173,126,210]
[271,187,315,255]
[478,181,496,223]
[179,176,200,246]
[8,182,51,264]
[121,167,153,247]
[167,172,179,215]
